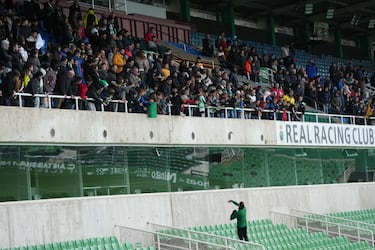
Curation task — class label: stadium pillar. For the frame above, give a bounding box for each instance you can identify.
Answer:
[267,15,276,46]
[359,34,371,62]
[304,23,312,53]
[355,150,369,182]
[220,4,236,36]
[334,29,343,60]
[180,0,191,22]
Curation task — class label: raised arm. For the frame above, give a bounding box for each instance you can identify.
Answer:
[228,200,239,206]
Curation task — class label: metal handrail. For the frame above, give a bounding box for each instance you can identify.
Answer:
[9,93,375,125]
[147,222,266,250]
[291,209,375,233]
[114,224,236,250]
[270,210,374,247]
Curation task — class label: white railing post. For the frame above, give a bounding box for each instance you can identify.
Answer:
[75,98,79,111]
[168,103,172,116]
[48,96,52,109]
[188,231,192,249]
[18,94,22,107]
[108,0,111,12]
[124,0,128,15]
[157,234,161,249]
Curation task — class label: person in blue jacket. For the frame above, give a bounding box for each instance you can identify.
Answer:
[228,200,249,241]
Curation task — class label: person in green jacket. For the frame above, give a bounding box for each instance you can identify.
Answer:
[228,200,249,241]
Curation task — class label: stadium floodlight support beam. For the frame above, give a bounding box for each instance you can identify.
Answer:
[350,14,361,26]
[308,1,375,22]
[305,3,313,15]
[369,19,375,29]
[326,8,334,19]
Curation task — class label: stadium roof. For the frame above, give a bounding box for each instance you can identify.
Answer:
[189,0,375,38]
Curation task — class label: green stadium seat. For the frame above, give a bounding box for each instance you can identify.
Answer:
[103,244,112,250]
[110,243,121,250]
[123,243,133,250]
[52,243,61,250]
[60,242,69,250]
[75,240,84,248]
[27,246,36,250]
[44,244,52,250]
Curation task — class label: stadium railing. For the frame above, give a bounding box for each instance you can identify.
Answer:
[114,224,237,250]
[10,92,375,125]
[147,222,266,250]
[270,209,375,247]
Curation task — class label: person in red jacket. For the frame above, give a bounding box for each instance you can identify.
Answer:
[244,55,252,80]
[144,27,158,52]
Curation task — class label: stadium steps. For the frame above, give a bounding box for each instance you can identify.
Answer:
[180,219,374,250]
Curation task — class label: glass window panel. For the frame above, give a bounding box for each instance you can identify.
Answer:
[0,145,373,202]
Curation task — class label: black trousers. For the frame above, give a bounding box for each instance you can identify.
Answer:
[237,226,249,241]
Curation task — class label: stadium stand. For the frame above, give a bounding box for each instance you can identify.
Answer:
[153,219,374,250]
[2,0,375,249]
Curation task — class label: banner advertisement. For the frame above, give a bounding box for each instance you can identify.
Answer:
[276,121,375,147]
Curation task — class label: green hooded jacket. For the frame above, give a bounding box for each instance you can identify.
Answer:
[230,200,247,228]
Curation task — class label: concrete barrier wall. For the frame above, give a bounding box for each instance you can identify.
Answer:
[1,108,375,247]
[0,107,275,146]
[1,183,375,248]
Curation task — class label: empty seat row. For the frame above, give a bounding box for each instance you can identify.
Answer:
[1,237,154,250]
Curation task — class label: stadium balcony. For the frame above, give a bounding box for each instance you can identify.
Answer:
[8,92,375,126]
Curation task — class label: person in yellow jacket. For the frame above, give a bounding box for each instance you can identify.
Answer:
[365,98,373,119]
[83,8,98,30]
[113,48,126,74]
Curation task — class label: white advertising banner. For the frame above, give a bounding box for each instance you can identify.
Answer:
[276,121,375,147]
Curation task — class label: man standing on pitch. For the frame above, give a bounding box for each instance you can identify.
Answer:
[228,200,249,241]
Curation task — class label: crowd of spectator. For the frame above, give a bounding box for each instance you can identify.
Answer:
[0,0,374,123]
[203,31,375,123]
